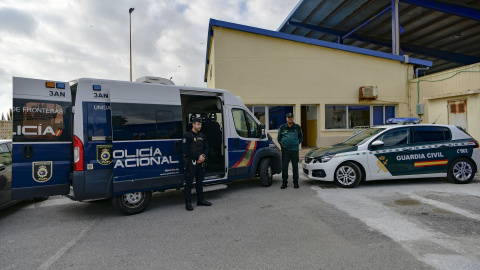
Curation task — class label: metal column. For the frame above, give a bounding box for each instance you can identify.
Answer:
[392,0,400,55]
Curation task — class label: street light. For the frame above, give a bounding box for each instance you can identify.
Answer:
[129,7,134,81]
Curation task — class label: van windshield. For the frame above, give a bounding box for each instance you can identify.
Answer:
[342,128,385,146]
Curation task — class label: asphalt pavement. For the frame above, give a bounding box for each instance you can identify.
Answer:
[1,170,479,270]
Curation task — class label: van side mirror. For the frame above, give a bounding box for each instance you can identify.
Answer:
[371,140,384,148]
[259,124,266,139]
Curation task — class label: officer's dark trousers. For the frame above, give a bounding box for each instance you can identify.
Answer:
[282,150,299,184]
[184,161,205,204]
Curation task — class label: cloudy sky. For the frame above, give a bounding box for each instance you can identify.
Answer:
[0,0,298,117]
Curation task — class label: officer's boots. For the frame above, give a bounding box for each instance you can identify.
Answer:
[197,200,212,206]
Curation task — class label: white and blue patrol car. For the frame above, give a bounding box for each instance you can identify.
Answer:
[302,118,480,188]
[11,76,281,214]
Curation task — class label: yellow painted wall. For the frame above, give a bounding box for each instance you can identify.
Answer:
[408,63,480,140]
[207,27,415,147]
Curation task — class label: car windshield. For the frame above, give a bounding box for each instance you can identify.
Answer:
[342,128,385,146]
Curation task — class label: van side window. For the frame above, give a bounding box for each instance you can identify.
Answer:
[12,100,72,142]
[112,103,182,141]
[414,126,451,143]
[377,128,409,147]
[232,109,259,138]
[86,102,111,139]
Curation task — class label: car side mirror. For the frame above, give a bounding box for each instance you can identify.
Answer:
[0,164,5,171]
[259,124,266,139]
[371,140,384,148]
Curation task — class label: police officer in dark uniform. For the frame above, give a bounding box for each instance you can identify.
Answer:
[277,112,303,189]
[182,117,212,211]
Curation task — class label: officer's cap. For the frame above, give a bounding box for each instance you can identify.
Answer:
[286,112,294,118]
[192,117,202,123]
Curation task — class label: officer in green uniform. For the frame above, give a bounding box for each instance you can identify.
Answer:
[182,117,212,211]
[277,112,303,189]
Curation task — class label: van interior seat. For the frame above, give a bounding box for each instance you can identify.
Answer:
[202,113,222,157]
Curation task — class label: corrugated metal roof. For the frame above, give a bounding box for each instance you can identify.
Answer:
[204,19,431,82]
[278,0,480,76]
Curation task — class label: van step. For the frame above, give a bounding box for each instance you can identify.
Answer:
[192,184,228,194]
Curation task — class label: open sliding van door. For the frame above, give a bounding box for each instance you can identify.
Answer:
[109,83,184,198]
[11,77,73,199]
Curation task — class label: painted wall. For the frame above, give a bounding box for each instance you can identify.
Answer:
[207,27,414,147]
[408,63,480,140]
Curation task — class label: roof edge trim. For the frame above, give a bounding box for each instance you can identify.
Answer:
[277,0,305,31]
[204,19,432,82]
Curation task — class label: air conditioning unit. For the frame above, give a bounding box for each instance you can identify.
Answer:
[359,86,378,100]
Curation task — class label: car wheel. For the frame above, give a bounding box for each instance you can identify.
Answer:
[334,162,362,188]
[448,158,475,184]
[112,191,152,215]
[259,158,273,187]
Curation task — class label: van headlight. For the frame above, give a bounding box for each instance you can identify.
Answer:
[313,155,334,163]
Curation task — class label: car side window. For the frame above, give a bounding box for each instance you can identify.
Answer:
[0,144,12,165]
[377,128,409,147]
[414,126,451,143]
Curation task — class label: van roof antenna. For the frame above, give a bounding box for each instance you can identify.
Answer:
[432,114,441,124]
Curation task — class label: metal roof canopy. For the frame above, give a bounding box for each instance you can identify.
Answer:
[278,0,480,76]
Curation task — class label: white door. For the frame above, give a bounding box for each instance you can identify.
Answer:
[448,100,467,131]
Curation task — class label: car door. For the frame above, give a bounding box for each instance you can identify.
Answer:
[109,85,184,195]
[12,77,72,199]
[409,126,453,175]
[367,127,414,179]
[0,142,13,207]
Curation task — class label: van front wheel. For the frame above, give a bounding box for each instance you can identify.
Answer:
[259,158,273,187]
[112,191,152,215]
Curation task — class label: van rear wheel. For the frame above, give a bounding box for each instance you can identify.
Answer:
[259,158,273,187]
[112,191,152,215]
[448,158,475,184]
[334,162,361,188]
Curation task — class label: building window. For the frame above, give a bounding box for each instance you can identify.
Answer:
[348,105,370,128]
[247,105,293,130]
[326,105,395,129]
[325,105,346,129]
[268,106,293,129]
[253,106,265,125]
[373,105,395,125]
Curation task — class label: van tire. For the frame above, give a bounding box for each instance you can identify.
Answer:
[33,196,49,202]
[448,157,475,184]
[112,191,152,215]
[334,162,361,188]
[259,158,273,187]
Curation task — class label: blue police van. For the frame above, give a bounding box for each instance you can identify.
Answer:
[12,77,281,214]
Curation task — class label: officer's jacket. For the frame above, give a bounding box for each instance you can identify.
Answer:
[277,122,303,151]
[182,130,209,160]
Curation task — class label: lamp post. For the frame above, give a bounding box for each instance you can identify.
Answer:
[129,7,134,81]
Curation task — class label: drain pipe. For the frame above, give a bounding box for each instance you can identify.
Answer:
[415,67,430,78]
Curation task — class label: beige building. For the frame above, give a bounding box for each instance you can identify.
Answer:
[408,63,480,139]
[205,20,435,147]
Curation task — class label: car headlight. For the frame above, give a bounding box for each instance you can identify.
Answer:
[313,155,334,163]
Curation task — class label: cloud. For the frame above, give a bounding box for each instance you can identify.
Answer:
[0,0,298,115]
[0,7,37,36]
